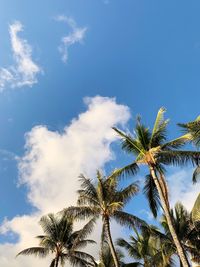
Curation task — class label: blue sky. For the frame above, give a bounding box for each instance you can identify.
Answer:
[0,1,199,266]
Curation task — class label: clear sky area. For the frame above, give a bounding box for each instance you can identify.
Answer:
[0,1,199,266]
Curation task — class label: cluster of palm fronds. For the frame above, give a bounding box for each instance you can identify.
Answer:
[17,108,200,267]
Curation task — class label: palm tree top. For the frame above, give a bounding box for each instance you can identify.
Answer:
[113,107,199,170]
[178,115,200,147]
[17,213,96,267]
[73,171,139,219]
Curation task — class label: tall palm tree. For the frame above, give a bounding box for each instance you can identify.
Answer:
[112,107,200,267]
[117,225,174,267]
[17,213,96,267]
[65,171,144,267]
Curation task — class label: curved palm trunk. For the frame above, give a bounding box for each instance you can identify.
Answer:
[103,216,120,267]
[149,166,190,267]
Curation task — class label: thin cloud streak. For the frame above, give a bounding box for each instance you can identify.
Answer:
[55,15,87,63]
[0,21,41,91]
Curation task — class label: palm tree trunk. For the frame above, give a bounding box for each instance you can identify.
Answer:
[100,224,105,264]
[55,256,59,267]
[103,216,120,267]
[149,166,190,267]
[158,171,170,208]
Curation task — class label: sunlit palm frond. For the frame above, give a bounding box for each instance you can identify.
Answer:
[161,134,191,150]
[150,107,167,145]
[113,127,145,155]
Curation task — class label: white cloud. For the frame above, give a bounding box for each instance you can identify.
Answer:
[56,16,87,63]
[0,96,130,266]
[168,168,200,211]
[0,149,19,161]
[0,21,41,91]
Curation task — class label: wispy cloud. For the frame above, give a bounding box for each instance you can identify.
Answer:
[0,21,41,91]
[0,149,19,161]
[55,15,87,63]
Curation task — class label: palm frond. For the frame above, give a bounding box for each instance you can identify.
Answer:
[135,119,151,151]
[69,250,96,266]
[110,162,139,180]
[143,174,161,218]
[73,239,96,250]
[178,116,200,147]
[72,218,96,249]
[78,174,98,199]
[113,127,145,155]
[191,193,200,223]
[150,107,168,147]
[17,247,49,258]
[116,183,139,205]
[39,213,60,242]
[161,134,191,150]
[158,150,200,166]
[192,166,200,184]
[123,263,143,267]
[113,211,147,229]
[63,206,99,220]
[117,238,140,259]
[49,258,56,267]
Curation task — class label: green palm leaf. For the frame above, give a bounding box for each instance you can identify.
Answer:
[143,174,161,218]
[17,213,96,266]
[191,193,200,223]
[16,247,49,258]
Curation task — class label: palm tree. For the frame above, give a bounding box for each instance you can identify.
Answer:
[96,241,125,267]
[64,171,144,267]
[178,116,200,148]
[17,213,96,267]
[117,225,174,267]
[161,201,200,266]
[189,194,200,265]
[112,107,200,267]
[178,116,200,183]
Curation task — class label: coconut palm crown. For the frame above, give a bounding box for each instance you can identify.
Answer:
[117,225,174,267]
[17,213,96,267]
[178,116,200,183]
[161,201,200,266]
[64,171,144,267]
[112,107,200,267]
